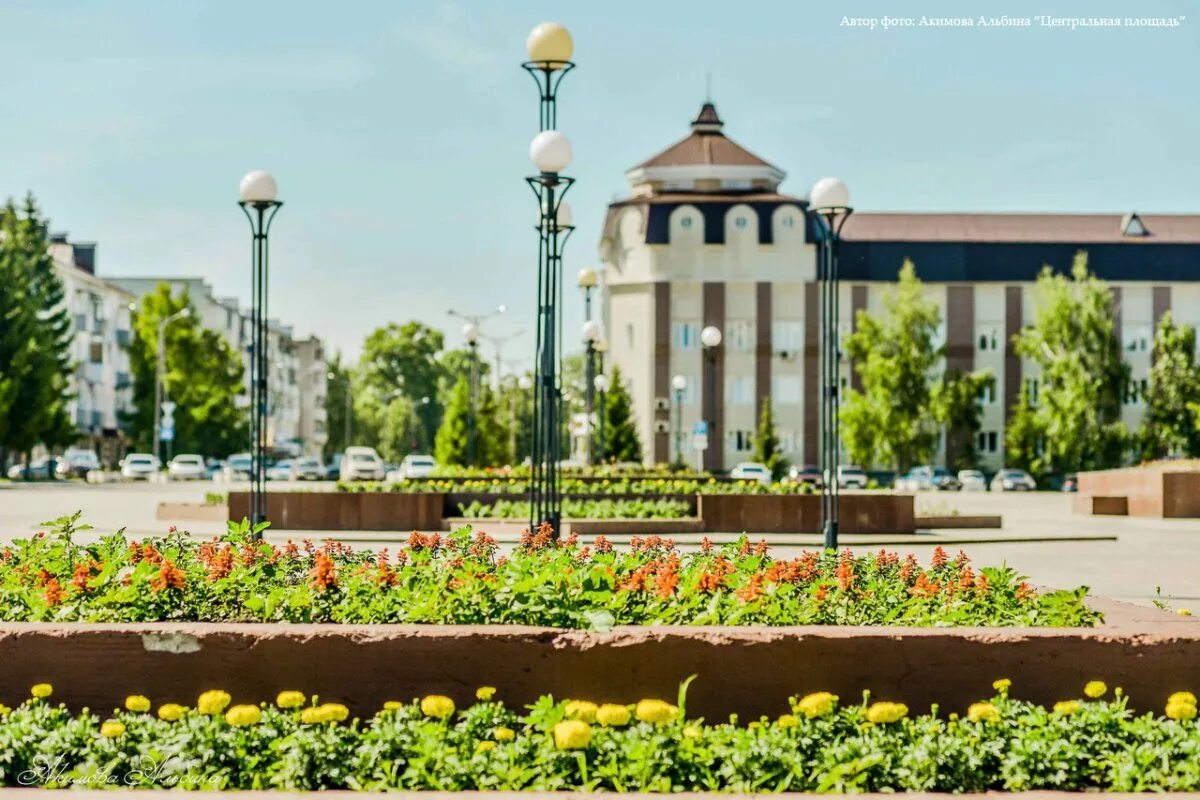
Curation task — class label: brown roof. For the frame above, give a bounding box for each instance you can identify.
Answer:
[842,213,1200,244]
[632,102,779,171]
[610,191,803,207]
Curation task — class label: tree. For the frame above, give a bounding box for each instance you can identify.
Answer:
[377,394,417,463]
[933,368,995,470]
[358,322,445,449]
[599,365,642,464]
[840,261,941,471]
[1138,312,1200,460]
[124,284,246,457]
[434,374,471,467]
[1010,252,1127,474]
[1005,379,1043,474]
[753,396,787,480]
[0,195,74,466]
[497,374,533,465]
[323,353,354,459]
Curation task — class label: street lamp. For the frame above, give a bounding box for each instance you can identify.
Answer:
[581,319,601,465]
[154,307,191,465]
[238,169,283,528]
[593,372,609,463]
[809,176,853,550]
[578,267,598,320]
[700,325,722,474]
[524,23,576,535]
[671,373,688,465]
[463,321,481,467]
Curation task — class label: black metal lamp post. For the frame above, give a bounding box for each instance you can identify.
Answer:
[671,373,687,465]
[581,319,600,465]
[809,176,853,551]
[700,325,722,474]
[592,372,609,463]
[523,21,575,536]
[463,322,481,467]
[238,170,282,529]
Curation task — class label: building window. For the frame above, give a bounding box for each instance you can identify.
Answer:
[671,322,697,350]
[1124,378,1148,405]
[727,375,754,406]
[781,215,796,228]
[977,431,999,453]
[732,430,754,451]
[976,326,1000,351]
[679,216,692,229]
[89,341,103,364]
[734,216,748,229]
[772,376,802,405]
[977,383,995,405]
[625,324,635,350]
[778,428,797,453]
[727,320,753,352]
[773,321,803,353]
[1123,325,1151,353]
[1026,377,1040,406]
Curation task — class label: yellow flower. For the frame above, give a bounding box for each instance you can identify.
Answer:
[967,702,1000,723]
[420,695,455,719]
[1084,681,1107,699]
[1177,608,1192,616]
[225,704,262,727]
[1053,700,1081,715]
[992,678,1012,693]
[1168,691,1197,706]
[796,692,838,719]
[276,691,306,709]
[776,714,799,728]
[31,683,53,699]
[383,701,404,711]
[476,740,496,753]
[197,690,232,716]
[157,704,186,722]
[100,720,126,738]
[476,686,497,701]
[635,699,678,725]
[553,719,591,750]
[865,702,908,724]
[682,725,702,739]
[300,703,349,724]
[0,704,9,716]
[564,700,599,723]
[125,695,151,713]
[596,704,631,727]
[300,707,322,724]
[493,726,515,742]
[1166,699,1198,721]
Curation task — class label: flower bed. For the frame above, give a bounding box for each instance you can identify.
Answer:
[2,681,1199,791]
[0,518,1096,626]
[456,498,692,520]
[337,476,816,495]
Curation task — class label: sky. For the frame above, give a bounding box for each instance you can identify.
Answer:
[1,0,1197,365]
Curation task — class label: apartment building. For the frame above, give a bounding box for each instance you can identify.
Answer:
[598,102,1200,471]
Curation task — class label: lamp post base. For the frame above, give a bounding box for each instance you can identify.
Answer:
[823,519,838,551]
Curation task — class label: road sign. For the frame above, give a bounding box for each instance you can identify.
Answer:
[161,401,176,415]
[160,423,175,442]
[692,434,708,451]
[692,421,708,436]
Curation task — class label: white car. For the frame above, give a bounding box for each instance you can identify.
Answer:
[837,465,869,489]
[167,454,207,480]
[339,446,385,481]
[395,454,436,481]
[57,448,101,478]
[120,453,160,480]
[293,457,325,481]
[730,462,772,486]
[223,453,253,481]
[991,468,1036,492]
[958,469,987,492]
[267,459,295,481]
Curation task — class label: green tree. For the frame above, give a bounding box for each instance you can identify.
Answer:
[840,261,941,471]
[599,365,642,464]
[1005,380,1043,474]
[0,195,74,466]
[323,353,354,459]
[125,284,246,457]
[434,374,471,467]
[1138,312,1200,460]
[933,368,996,470]
[475,382,511,466]
[1010,252,1128,474]
[377,394,418,463]
[753,396,788,480]
[497,374,533,465]
[359,322,445,449]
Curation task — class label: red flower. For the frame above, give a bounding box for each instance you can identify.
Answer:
[310,552,337,591]
[151,559,186,592]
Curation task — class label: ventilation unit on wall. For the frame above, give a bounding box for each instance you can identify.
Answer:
[652,420,670,434]
[653,397,670,411]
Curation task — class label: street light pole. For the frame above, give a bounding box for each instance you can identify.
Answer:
[463,322,480,467]
[809,177,853,551]
[672,373,687,465]
[581,319,600,466]
[238,170,283,530]
[593,373,609,463]
[700,325,722,474]
[524,21,576,536]
[154,307,191,466]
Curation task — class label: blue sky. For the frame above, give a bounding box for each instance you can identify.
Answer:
[2,0,1196,362]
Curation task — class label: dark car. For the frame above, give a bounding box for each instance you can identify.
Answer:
[787,464,823,488]
[1061,474,1078,493]
[6,458,57,480]
[931,468,962,491]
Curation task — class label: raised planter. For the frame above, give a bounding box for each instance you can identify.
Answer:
[227,491,443,531]
[916,515,1002,529]
[444,517,707,536]
[156,502,229,523]
[699,493,914,534]
[1077,464,1200,518]
[3,599,1183,721]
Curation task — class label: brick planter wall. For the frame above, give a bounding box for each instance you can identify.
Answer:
[1077,465,1200,518]
[227,492,443,531]
[698,494,914,534]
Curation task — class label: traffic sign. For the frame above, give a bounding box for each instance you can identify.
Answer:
[160,423,175,442]
[161,401,176,415]
[692,421,708,436]
[692,434,708,451]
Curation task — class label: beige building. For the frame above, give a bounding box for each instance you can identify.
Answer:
[599,102,1200,472]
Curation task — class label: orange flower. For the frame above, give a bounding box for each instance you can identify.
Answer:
[207,545,234,581]
[43,578,63,607]
[700,536,713,553]
[311,552,337,591]
[931,546,948,569]
[72,559,100,593]
[736,572,765,603]
[836,550,856,591]
[151,559,186,592]
[593,536,613,554]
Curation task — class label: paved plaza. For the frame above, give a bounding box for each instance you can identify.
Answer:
[0,481,1196,608]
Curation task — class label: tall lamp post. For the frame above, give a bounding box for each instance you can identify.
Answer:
[238,170,283,528]
[593,373,609,463]
[517,374,533,464]
[578,267,598,320]
[809,176,853,551]
[700,325,722,473]
[524,21,575,536]
[154,307,191,465]
[671,373,687,465]
[463,322,481,467]
[581,319,601,465]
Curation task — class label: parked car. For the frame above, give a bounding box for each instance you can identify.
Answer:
[205,459,225,480]
[837,465,869,489]
[787,464,823,488]
[324,456,342,481]
[293,457,325,481]
[56,448,100,478]
[223,453,253,481]
[991,468,1037,492]
[339,446,385,481]
[1061,473,1078,493]
[167,454,207,481]
[931,468,962,491]
[267,459,295,481]
[895,466,932,492]
[399,454,436,480]
[7,458,56,480]
[120,453,160,480]
[958,469,988,492]
[730,462,772,486]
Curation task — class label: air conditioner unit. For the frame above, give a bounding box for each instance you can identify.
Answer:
[652,420,670,434]
[653,397,670,411]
